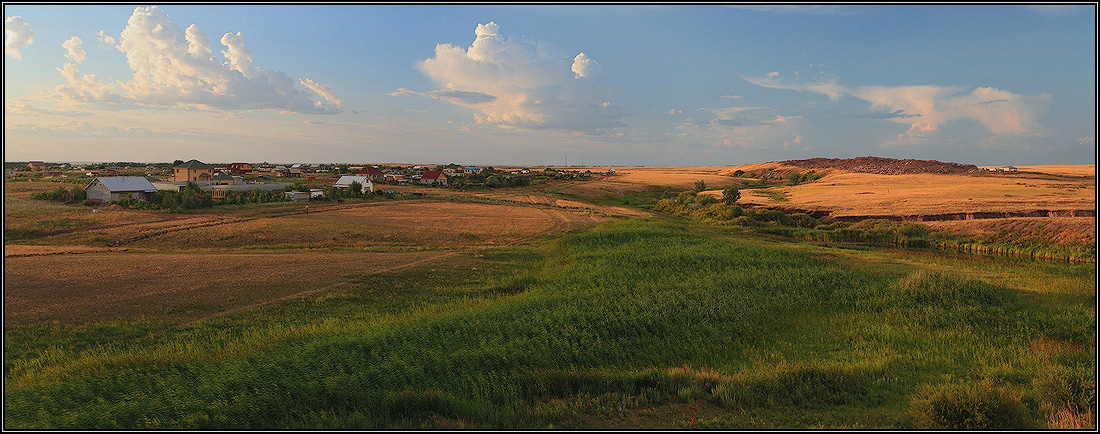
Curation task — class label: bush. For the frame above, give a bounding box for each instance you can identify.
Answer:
[909,382,1036,429]
[676,191,697,204]
[722,186,740,204]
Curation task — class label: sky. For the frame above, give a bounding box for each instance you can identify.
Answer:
[3,4,1096,166]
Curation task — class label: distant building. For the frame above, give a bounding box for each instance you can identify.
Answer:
[173,159,214,182]
[211,173,235,185]
[28,161,46,171]
[226,162,253,174]
[85,177,158,202]
[420,170,448,185]
[463,166,482,174]
[334,175,374,192]
[355,166,385,180]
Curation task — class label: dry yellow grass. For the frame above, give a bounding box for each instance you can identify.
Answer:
[979,164,1095,177]
[3,250,429,324]
[738,171,1094,216]
[4,245,120,257]
[463,191,648,217]
[122,201,608,249]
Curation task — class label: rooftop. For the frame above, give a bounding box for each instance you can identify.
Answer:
[93,176,158,192]
[174,159,213,169]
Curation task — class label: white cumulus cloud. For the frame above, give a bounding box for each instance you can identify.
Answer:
[53,6,341,114]
[96,30,115,47]
[5,16,35,60]
[407,21,623,134]
[62,36,86,63]
[572,52,597,78]
[53,63,123,103]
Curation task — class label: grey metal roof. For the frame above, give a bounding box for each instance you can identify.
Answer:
[95,177,158,192]
[334,175,372,186]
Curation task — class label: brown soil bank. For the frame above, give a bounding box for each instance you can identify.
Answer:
[782,156,980,175]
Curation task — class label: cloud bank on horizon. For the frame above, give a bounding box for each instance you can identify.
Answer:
[743,73,1051,147]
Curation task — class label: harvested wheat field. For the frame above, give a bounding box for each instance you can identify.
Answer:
[123,201,609,249]
[920,217,1096,246]
[3,250,433,324]
[5,196,176,231]
[739,171,1095,216]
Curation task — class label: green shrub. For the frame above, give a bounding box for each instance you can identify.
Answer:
[909,382,1035,429]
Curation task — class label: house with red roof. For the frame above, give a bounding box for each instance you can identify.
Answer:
[355,166,385,180]
[419,170,447,185]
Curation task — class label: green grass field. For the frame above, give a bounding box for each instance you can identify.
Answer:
[4,218,1094,429]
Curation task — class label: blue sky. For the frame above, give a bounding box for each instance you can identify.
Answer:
[4,4,1095,165]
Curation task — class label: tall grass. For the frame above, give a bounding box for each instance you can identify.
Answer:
[3,219,1093,428]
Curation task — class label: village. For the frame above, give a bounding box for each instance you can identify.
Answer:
[5,159,618,204]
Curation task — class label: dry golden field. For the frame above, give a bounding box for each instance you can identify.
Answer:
[120,201,607,249]
[735,171,1094,216]
[546,166,742,199]
[4,250,433,324]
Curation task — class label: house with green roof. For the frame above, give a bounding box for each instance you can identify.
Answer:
[173,159,214,182]
[211,172,235,185]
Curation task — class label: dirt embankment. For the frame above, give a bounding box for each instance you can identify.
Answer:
[781,156,980,175]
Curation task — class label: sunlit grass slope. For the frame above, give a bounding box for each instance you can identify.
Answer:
[4,219,1094,428]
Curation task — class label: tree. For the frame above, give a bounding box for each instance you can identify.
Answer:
[172,159,184,166]
[722,186,740,205]
[693,179,707,192]
[349,181,363,196]
[677,190,697,204]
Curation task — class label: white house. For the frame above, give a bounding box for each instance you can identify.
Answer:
[85,177,158,202]
[334,175,374,192]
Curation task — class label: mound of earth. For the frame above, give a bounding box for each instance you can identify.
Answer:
[781,156,979,175]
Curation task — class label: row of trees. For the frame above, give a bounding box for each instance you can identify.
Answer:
[30,186,88,203]
[113,182,292,211]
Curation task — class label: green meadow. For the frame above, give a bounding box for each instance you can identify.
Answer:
[4,218,1095,429]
